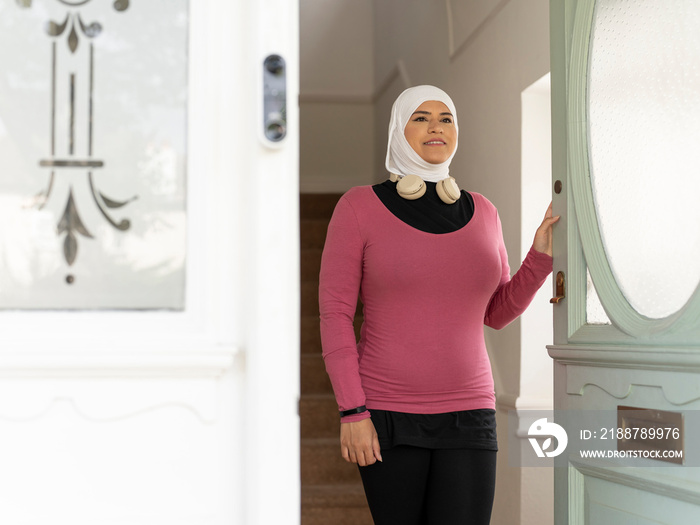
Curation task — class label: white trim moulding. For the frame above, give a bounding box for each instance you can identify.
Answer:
[497,392,553,412]
[0,349,237,378]
[299,60,411,105]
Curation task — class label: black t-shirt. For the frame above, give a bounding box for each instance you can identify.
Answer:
[372,179,474,234]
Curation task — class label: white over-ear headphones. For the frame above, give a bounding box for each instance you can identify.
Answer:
[390,174,461,205]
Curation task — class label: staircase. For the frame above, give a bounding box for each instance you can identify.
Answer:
[299,193,373,525]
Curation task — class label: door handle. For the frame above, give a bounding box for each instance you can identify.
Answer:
[550,271,565,304]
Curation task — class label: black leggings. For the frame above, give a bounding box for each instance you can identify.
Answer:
[358,446,497,525]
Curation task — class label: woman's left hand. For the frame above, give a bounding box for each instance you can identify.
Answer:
[532,202,560,256]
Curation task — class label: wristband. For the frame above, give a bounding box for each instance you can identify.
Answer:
[339,405,367,418]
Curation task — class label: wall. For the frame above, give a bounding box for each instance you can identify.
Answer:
[299,0,375,193]
[521,74,554,410]
[520,72,555,525]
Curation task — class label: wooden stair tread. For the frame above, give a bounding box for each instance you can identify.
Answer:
[300,194,342,219]
[302,484,367,507]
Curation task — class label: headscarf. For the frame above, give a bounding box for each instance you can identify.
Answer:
[385,85,459,183]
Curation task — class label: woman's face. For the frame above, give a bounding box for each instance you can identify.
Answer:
[403,100,457,164]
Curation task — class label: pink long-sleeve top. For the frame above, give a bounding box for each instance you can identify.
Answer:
[319,186,552,422]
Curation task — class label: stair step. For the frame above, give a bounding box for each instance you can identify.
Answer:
[302,505,373,525]
[301,219,330,250]
[301,438,362,485]
[302,483,368,508]
[301,485,373,525]
[301,315,322,354]
[301,354,333,395]
[301,281,320,317]
[301,248,323,283]
[300,194,372,525]
[300,394,339,439]
[300,194,342,220]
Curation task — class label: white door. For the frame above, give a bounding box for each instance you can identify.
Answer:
[0,1,299,524]
[550,0,700,523]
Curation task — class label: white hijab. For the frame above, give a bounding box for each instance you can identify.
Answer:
[385,85,459,183]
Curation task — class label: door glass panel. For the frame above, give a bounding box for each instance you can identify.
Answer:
[0,0,188,309]
[586,269,611,325]
[588,0,700,319]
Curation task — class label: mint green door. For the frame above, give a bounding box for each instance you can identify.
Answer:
[549,0,700,523]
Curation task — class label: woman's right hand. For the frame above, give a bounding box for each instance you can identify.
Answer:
[340,418,383,466]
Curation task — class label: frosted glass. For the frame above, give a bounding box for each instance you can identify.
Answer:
[588,0,700,319]
[0,0,188,309]
[587,269,611,325]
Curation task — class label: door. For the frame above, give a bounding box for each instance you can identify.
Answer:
[0,1,299,524]
[550,0,700,523]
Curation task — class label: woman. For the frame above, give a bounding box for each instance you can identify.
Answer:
[319,85,558,524]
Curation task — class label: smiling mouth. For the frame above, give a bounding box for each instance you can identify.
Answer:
[424,140,446,145]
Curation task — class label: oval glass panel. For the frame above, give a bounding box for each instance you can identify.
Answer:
[588,0,700,319]
[586,269,611,326]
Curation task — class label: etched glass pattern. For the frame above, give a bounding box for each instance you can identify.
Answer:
[588,0,700,319]
[0,0,188,309]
